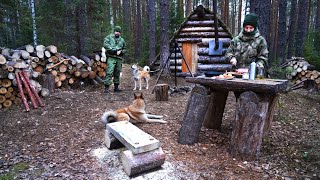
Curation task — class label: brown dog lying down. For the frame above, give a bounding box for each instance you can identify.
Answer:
[101,93,167,124]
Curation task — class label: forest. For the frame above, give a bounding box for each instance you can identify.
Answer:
[1,0,320,71]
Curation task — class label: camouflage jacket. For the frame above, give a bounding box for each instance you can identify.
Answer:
[103,33,126,59]
[225,29,269,68]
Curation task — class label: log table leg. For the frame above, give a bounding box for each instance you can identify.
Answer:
[203,90,229,130]
[178,85,210,144]
[230,91,277,160]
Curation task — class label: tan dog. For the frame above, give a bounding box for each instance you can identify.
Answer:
[101,93,166,124]
[131,64,150,90]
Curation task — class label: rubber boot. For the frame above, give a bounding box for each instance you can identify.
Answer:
[114,84,122,92]
[104,85,110,94]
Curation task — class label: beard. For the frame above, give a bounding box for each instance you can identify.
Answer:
[115,34,120,38]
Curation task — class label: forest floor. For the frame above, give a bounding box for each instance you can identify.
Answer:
[0,64,319,180]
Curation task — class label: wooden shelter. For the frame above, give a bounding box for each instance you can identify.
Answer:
[164,5,233,76]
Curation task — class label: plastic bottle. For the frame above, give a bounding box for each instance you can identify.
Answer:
[249,62,256,80]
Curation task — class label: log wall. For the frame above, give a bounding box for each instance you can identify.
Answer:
[169,10,233,76]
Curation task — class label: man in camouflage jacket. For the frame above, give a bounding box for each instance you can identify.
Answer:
[225,13,269,75]
[103,26,126,93]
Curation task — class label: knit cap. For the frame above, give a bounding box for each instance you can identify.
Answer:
[114,26,122,33]
[243,13,258,28]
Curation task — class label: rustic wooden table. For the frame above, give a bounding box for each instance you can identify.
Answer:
[178,76,288,160]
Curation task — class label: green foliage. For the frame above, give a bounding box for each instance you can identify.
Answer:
[303,31,320,70]
[0,162,29,180]
[268,58,287,79]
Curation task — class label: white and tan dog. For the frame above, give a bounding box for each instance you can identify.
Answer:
[101,93,166,124]
[131,64,150,90]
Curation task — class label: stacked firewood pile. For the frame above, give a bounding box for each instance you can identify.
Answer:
[0,45,107,109]
[281,57,320,90]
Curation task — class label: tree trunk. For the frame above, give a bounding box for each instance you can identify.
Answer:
[30,0,37,47]
[148,0,156,65]
[287,0,298,58]
[160,0,170,74]
[316,0,320,30]
[238,0,243,34]
[186,0,192,16]
[277,0,287,63]
[295,0,308,57]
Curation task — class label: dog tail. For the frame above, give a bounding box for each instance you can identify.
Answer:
[143,66,150,72]
[101,111,118,124]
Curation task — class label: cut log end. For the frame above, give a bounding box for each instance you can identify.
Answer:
[121,147,165,176]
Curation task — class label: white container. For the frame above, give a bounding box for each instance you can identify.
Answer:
[242,72,249,80]
[249,62,256,80]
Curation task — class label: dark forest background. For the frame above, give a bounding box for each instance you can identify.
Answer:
[1,0,320,70]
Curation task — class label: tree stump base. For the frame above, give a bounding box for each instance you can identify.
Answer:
[154,84,169,101]
[38,74,55,93]
[121,147,165,177]
[230,91,276,161]
[178,85,210,144]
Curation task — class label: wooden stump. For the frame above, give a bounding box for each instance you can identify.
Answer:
[121,147,165,176]
[203,90,229,130]
[230,91,272,161]
[38,74,55,93]
[154,84,169,101]
[178,85,210,144]
[104,130,124,149]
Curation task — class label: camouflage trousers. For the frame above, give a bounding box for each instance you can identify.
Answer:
[104,57,122,86]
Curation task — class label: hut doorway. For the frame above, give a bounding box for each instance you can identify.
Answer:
[181,42,198,73]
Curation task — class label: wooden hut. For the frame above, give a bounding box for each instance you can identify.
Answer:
[157,5,233,76]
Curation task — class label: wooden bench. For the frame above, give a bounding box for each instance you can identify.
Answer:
[105,121,165,176]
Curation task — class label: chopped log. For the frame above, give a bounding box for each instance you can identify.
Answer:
[7,66,14,72]
[12,50,21,60]
[121,147,165,176]
[22,71,44,107]
[54,76,60,83]
[1,48,11,57]
[154,84,169,101]
[203,90,228,130]
[230,91,271,160]
[81,71,89,78]
[51,70,58,76]
[59,64,67,73]
[7,87,14,92]
[44,50,51,58]
[198,56,228,63]
[0,68,8,78]
[36,45,46,52]
[14,97,22,105]
[46,45,57,53]
[5,91,12,98]
[178,85,210,144]
[15,72,30,112]
[59,73,67,81]
[74,70,81,77]
[0,54,6,64]
[0,87,7,94]
[55,81,62,87]
[94,75,104,84]
[20,50,30,59]
[26,44,35,53]
[0,95,5,103]
[88,71,96,79]
[104,129,125,149]
[36,51,44,58]
[2,79,12,87]
[3,99,12,108]
[80,55,93,66]
[9,95,15,101]
[19,71,38,109]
